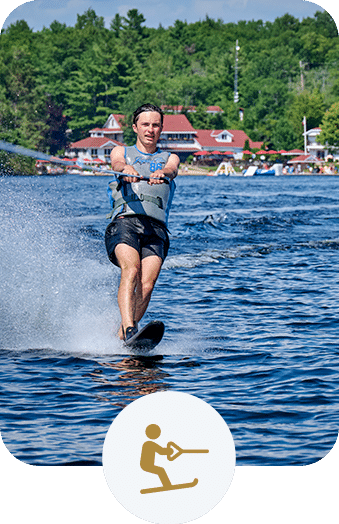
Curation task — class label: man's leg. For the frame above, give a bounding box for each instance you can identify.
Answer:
[150,465,172,488]
[134,255,163,324]
[114,243,141,339]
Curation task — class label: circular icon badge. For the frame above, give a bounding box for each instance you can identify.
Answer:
[103,391,235,524]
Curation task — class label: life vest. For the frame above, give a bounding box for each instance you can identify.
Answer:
[106,146,176,226]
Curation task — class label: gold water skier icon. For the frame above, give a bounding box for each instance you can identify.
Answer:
[140,424,209,494]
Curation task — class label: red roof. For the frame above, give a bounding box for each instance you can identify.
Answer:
[93,114,126,131]
[162,114,196,133]
[161,105,195,112]
[162,147,200,152]
[161,105,223,113]
[210,130,224,137]
[108,114,125,129]
[70,137,124,149]
[195,129,262,150]
[288,154,321,163]
[206,106,223,112]
[89,127,123,133]
[71,113,263,153]
[286,149,304,155]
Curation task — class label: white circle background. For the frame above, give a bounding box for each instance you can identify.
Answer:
[103,391,235,524]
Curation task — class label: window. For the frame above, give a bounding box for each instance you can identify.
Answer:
[217,133,231,143]
[104,149,111,156]
[91,149,98,156]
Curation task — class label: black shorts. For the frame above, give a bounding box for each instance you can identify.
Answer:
[105,215,170,267]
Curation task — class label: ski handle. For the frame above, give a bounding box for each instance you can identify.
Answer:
[167,442,183,461]
[76,159,170,182]
[167,441,210,461]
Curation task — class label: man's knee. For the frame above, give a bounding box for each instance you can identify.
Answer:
[141,279,155,298]
[115,243,140,270]
[121,264,140,283]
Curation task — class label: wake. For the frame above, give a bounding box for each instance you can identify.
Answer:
[0,179,122,354]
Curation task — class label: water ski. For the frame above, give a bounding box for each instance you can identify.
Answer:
[124,321,165,351]
[140,478,198,494]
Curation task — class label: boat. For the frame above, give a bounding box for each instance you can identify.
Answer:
[243,163,283,177]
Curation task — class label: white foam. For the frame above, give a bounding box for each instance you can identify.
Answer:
[0,181,123,354]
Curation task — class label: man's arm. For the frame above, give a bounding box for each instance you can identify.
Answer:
[149,153,180,185]
[110,145,140,183]
[153,442,170,456]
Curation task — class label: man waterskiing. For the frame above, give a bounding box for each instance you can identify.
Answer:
[105,103,180,343]
[139,424,203,494]
[140,424,172,489]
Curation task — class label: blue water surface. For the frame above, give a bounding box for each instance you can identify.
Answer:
[0,173,338,465]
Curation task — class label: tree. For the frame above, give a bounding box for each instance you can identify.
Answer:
[318,102,339,151]
[0,45,47,148]
[300,32,334,65]
[75,8,105,31]
[115,9,147,48]
[187,105,210,128]
[110,14,123,36]
[41,96,69,154]
[271,117,297,150]
[2,9,339,158]
[313,10,338,39]
[287,90,325,148]
[244,139,250,150]
[2,19,33,46]
[123,9,146,33]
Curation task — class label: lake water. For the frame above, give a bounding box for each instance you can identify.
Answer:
[0,173,338,465]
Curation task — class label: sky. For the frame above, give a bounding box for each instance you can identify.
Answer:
[0,0,338,33]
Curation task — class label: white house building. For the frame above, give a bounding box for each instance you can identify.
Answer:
[66,114,125,164]
[67,112,262,163]
[194,129,262,159]
[303,127,339,161]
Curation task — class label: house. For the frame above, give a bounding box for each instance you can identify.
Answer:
[159,120,263,160]
[303,128,324,159]
[67,112,262,163]
[66,114,125,163]
[158,114,199,160]
[303,127,339,161]
[194,129,263,158]
[287,154,320,164]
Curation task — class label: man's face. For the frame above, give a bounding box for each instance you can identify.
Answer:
[132,111,163,148]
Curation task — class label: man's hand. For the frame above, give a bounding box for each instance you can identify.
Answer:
[148,154,179,184]
[110,146,142,183]
[148,170,166,185]
[121,165,142,183]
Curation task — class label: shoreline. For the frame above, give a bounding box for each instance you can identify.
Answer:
[2,169,339,177]
[178,170,339,177]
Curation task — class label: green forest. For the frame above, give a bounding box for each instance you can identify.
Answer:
[1,7,339,167]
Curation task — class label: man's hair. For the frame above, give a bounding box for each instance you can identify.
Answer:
[133,103,164,126]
